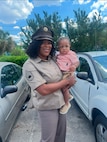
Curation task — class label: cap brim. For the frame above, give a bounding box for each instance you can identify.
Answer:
[36,37,53,42]
[33,35,53,42]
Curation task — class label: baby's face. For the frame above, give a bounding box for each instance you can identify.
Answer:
[58,39,70,55]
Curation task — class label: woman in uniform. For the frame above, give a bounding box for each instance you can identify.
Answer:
[23,26,76,142]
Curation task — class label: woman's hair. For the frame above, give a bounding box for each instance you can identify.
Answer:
[26,40,55,59]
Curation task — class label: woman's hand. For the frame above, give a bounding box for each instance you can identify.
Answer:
[66,74,76,89]
[36,74,76,96]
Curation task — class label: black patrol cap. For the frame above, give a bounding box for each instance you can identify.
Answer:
[32,26,54,42]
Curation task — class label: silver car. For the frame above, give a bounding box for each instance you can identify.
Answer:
[0,62,31,142]
[70,51,107,142]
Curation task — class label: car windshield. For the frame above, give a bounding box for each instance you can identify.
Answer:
[94,55,107,80]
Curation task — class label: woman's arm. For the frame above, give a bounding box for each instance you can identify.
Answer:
[36,75,76,96]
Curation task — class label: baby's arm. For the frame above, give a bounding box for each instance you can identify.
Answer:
[75,59,80,68]
[69,60,80,72]
[69,51,80,72]
[69,65,76,72]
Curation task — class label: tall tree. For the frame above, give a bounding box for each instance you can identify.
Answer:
[20,10,107,52]
[72,9,90,51]
[64,17,78,51]
[88,11,105,50]
[0,29,15,55]
[20,11,62,49]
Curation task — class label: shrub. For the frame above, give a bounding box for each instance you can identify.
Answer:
[0,55,28,67]
[10,48,26,56]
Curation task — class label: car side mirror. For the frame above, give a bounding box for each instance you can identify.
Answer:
[1,85,18,98]
[77,72,88,80]
[77,72,95,85]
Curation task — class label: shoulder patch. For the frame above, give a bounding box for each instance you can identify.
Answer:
[26,71,34,81]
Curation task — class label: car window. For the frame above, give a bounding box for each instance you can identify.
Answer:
[94,56,107,80]
[13,64,22,77]
[94,55,107,69]
[1,64,21,88]
[77,57,94,81]
[77,57,89,72]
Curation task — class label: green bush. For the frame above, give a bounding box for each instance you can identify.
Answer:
[11,48,26,56]
[0,55,28,67]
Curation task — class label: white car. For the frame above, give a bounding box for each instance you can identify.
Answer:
[0,62,31,142]
[70,51,107,142]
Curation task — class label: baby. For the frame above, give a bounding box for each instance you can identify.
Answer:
[56,36,79,114]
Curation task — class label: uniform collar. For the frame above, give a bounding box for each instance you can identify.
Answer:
[30,56,52,63]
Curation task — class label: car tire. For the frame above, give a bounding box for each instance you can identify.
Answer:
[0,137,2,142]
[94,115,107,142]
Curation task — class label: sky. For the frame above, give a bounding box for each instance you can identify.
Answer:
[0,0,107,44]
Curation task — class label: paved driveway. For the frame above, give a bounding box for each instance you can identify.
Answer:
[8,99,95,142]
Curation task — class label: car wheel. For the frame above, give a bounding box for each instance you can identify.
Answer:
[94,115,107,142]
[0,137,2,142]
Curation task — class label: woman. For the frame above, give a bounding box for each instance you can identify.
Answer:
[23,26,76,142]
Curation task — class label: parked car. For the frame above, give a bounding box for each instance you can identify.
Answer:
[0,62,31,142]
[70,51,107,142]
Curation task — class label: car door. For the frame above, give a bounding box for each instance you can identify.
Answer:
[0,64,25,140]
[12,64,29,109]
[71,55,95,117]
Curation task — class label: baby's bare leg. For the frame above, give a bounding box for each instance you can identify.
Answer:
[59,72,74,114]
[62,87,70,104]
[60,87,71,114]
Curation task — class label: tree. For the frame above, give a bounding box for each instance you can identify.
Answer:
[20,11,62,49]
[88,11,106,51]
[64,17,78,51]
[0,29,15,55]
[72,9,90,51]
[20,10,107,52]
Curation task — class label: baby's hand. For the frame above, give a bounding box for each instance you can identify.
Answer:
[69,65,76,72]
[66,75,76,88]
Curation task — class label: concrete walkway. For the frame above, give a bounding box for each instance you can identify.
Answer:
[8,99,95,142]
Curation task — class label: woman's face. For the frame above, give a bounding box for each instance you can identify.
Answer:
[39,40,52,60]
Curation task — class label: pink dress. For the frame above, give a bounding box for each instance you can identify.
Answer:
[56,50,79,72]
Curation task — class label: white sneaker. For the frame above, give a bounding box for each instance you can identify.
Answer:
[60,103,71,114]
[69,95,73,101]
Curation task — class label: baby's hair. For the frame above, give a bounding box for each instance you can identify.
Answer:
[57,36,71,46]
